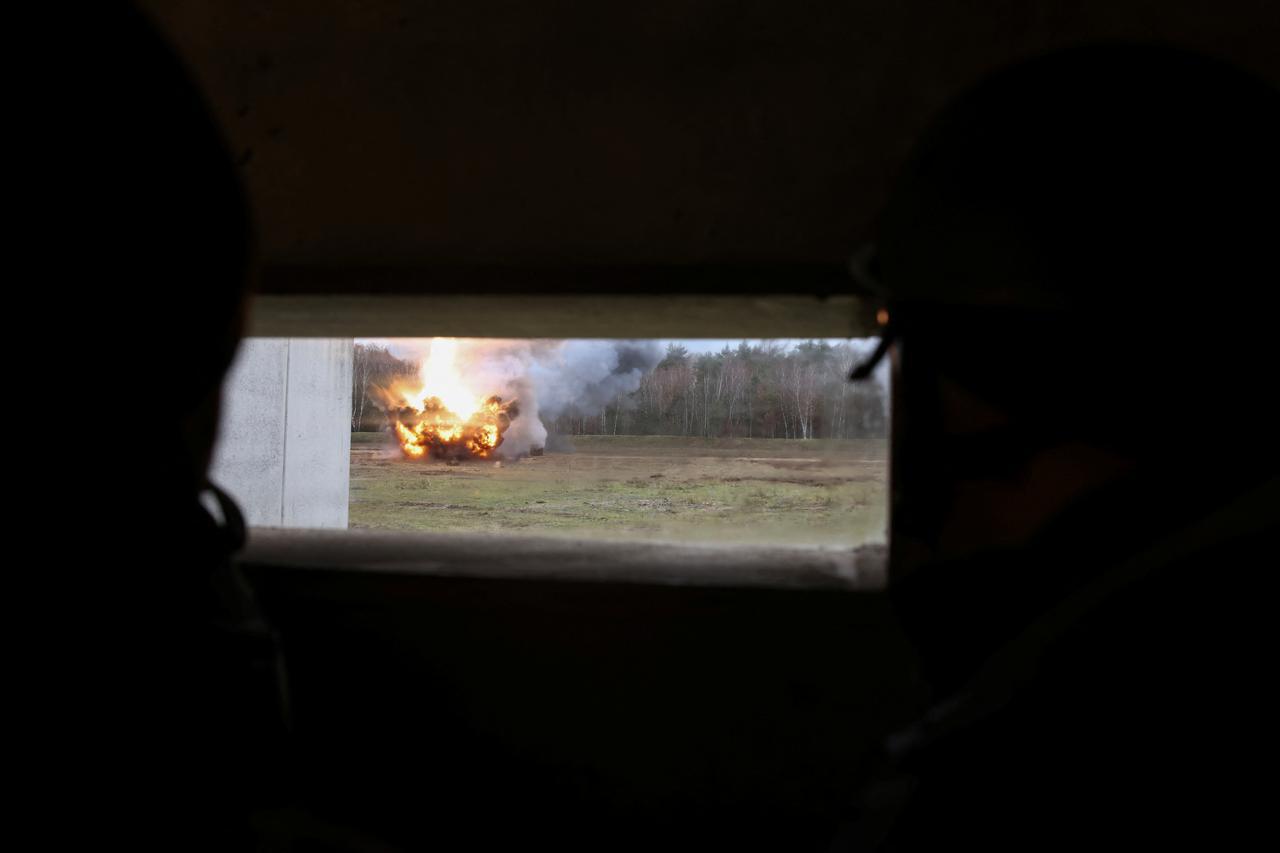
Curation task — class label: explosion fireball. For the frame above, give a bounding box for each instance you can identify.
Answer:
[375,339,519,460]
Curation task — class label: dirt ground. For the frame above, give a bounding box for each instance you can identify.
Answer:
[349,433,888,546]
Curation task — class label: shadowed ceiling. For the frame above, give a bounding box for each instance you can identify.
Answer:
[140,1,1280,295]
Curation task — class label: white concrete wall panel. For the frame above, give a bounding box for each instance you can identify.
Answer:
[210,339,289,527]
[282,339,353,529]
[211,338,352,529]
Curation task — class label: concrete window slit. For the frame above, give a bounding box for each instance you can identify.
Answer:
[214,337,889,587]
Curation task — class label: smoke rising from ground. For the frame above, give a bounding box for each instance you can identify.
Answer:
[359,338,885,457]
[441,339,664,456]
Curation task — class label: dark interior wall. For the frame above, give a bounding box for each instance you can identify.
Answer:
[247,564,922,849]
[126,4,1280,846]
[138,0,1280,291]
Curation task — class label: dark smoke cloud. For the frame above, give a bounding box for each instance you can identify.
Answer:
[529,340,664,418]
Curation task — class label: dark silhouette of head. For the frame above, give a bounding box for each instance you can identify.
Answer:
[41,12,264,843]
[872,45,1280,574]
[77,4,254,498]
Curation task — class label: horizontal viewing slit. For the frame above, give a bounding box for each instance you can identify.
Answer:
[214,337,890,572]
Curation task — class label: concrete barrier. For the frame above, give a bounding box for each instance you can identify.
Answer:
[211,338,353,528]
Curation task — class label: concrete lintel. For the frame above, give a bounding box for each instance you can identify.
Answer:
[248,293,876,339]
[238,528,888,592]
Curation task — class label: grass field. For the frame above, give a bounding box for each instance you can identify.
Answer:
[349,433,888,546]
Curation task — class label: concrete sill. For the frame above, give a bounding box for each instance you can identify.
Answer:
[237,528,888,592]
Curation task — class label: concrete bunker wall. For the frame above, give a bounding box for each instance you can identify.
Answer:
[211,338,353,529]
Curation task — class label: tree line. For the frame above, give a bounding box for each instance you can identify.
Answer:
[353,341,888,439]
[546,342,887,440]
[351,343,418,431]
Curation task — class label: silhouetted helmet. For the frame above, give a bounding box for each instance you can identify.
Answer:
[79,5,255,414]
[857,45,1280,460]
[862,45,1280,563]
[871,44,1280,320]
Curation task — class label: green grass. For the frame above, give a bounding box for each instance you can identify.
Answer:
[349,433,888,546]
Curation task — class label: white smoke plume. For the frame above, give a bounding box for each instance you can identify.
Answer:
[359,337,885,457]
[363,339,664,457]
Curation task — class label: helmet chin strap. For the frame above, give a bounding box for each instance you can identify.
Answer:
[198,480,247,553]
[847,242,894,381]
[849,325,894,381]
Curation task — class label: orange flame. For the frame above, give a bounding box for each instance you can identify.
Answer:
[388,394,516,460]
[375,339,519,460]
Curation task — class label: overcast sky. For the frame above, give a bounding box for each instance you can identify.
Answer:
[670,338,859,354]
[361,338,875,361]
